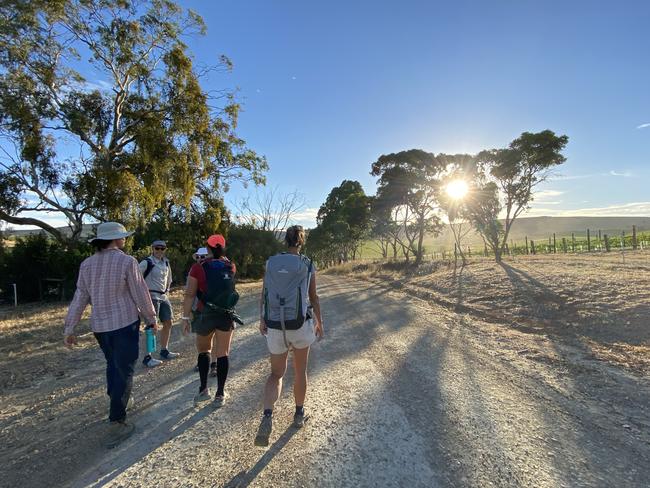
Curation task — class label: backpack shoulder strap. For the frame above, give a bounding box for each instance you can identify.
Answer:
[143,257,154,279]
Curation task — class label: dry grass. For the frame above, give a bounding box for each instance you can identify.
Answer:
[324,251,650,372]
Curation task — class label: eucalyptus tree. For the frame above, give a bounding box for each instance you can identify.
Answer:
[0,0,266,244]
[370,149,446,264]
[465,130,569,261]
[315,180,371,261]
[437,153,478,266]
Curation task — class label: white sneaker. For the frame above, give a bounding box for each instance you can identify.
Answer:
[143,357,162,368]
[160,350,180,360]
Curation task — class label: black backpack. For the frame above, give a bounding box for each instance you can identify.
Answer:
[197,259,239,312]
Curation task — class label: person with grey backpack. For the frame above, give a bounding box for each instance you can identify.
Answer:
[254,225,324,447]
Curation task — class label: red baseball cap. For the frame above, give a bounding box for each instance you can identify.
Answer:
[207,234,226,248]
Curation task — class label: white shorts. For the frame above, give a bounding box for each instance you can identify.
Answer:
[265,320,316,355]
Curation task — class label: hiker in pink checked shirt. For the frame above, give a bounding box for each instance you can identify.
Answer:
[64,222,157,449]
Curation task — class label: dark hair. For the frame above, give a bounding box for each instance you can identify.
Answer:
[92,239,112,251]
[208,244,224,258]
[285,225,305,248]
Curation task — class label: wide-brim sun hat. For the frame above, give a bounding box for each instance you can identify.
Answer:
[207,234,226,248]
[88,222,134,242]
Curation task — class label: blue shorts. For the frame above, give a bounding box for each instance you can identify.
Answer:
[152,297,173,323]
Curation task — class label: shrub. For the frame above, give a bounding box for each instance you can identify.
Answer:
[3,234,92,302]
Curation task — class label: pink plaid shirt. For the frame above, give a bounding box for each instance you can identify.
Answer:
[64,248,157,335]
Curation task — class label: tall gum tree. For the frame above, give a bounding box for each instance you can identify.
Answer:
[466,130,569,262]
[0,0,266,245]
[371,149,446,265]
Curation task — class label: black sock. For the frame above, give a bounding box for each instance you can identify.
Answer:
[216,355,229,396]
[295,405,304,415]
[197,352,210,392]
[263,409,273,417]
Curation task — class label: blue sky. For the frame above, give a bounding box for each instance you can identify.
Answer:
[184,0,650,225]
[9,0,650,229]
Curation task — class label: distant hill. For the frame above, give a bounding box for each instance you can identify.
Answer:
[425,216,650,251]
[3,223,96,239]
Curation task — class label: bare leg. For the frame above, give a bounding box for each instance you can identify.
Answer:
[263,352,289,410]
[210,332,218,362]
[160,319,173,349]
[292,346,310,407]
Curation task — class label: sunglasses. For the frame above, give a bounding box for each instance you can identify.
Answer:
[154,246,166,251]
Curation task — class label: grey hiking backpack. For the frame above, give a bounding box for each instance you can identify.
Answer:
[263,253,313,333]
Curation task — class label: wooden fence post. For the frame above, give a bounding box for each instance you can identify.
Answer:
[572,232,575,252]
[633,225,638,250]
[530,240,536,255]
[553,233,557,253]
[525,236,529,254]
[587,229,591,252]
[562,237,567,253]
[597,229,601,250]
[604,234,610,252]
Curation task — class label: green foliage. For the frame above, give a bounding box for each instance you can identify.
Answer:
[2,234,92,302]
[467,130,569,261]
[227,225,283,279]
[0,0,266,244]
[371,150,446,264]
[307,180,371,264]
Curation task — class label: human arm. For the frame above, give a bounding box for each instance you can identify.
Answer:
[259,282,268,336]
[63,265,90,347]
[181,275,198,335]
[308,272,324,339]
[166,260,172,293]
[126,258,157,330]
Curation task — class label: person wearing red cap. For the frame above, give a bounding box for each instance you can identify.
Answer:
[181,234,239,407]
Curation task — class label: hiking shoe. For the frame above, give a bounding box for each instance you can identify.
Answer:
[193,388,211,406]
[254,415,273,447]
[213,392,227,408]
[193,364,199,372]
[143,356,162,368]
[105,420,135,449]
[293,410,306,428]
[160,349,180,360]
[210,362,218,377]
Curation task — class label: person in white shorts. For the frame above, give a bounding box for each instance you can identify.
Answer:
[265,315,317,354]
[254,225,324,447]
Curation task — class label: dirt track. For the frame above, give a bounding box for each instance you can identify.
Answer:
[1,274,649,487]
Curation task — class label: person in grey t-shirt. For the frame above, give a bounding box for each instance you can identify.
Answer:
[139,239,179,367]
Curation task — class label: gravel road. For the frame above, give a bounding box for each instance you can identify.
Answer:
[1,276,649,487]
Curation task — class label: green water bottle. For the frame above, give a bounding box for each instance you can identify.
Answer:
[145,325,156,354]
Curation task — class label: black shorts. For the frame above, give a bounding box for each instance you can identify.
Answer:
[191,310,234,336]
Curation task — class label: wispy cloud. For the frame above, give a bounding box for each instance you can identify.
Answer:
[290,207,318,227]
[609,170,632,177]
[548,173,596,181]
[525,202,650,218]
[636,123,650,129]
[532,189,563,206]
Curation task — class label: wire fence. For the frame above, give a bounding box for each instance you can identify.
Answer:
[357,225,650,262]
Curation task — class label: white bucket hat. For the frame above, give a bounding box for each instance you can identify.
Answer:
[88,222,134,242]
